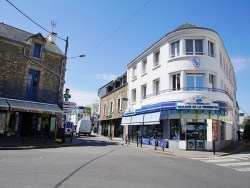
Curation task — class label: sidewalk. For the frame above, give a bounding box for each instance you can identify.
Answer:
[110,137,248,158]
[0,135,83,150]
[1,135,248,159]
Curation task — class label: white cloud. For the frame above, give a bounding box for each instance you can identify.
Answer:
[66,88,99,106]
[231,56,250,72]
[93,73,117,81]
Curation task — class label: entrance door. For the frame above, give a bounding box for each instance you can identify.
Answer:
[186,122,206,150]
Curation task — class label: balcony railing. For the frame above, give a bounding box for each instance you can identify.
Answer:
[144,87,233,101]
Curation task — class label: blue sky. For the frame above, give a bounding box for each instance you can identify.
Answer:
[1,0,250,114]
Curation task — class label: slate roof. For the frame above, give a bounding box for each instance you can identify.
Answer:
[0,22,65,56]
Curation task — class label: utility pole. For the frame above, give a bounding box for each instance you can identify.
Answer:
[65,37,68,56]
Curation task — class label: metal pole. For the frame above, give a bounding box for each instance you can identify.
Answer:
[213,140,215,155]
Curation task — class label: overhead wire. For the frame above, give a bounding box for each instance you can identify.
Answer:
[5,0,66,41]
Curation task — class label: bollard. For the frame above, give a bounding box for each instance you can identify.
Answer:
[141,136,143,148]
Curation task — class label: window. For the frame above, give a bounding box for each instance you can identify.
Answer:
[110,100,114,113]
[132,89,136,103]
[186,39,203,55]
[172,74,180,90]
[26,69,39,100]
[208,41,214,57]
[154,51,160,67]
[117,98,121,111]
[132,66,137,80]
[141,84,147,100]
[142,60,147,74]
[219,51,223,68]
[209,74,215,89]
[171,41,180,58]
[33,43,42,58]
[186,73,204,91]
[103,103,107,114]
[153,79,160,94]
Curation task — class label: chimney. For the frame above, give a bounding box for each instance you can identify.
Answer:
[47,32,57,44]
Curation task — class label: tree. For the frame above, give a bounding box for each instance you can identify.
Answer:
[242,117,250,143]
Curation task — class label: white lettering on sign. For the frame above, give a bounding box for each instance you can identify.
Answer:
[176,103,219,110]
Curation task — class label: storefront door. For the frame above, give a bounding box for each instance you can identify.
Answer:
[186,122,206,151]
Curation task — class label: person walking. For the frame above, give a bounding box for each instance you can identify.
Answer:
[237,129,241,141]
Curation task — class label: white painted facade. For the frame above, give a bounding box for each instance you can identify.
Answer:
[124,24,238,151]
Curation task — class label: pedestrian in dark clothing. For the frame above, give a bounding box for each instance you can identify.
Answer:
[237,129,241,141]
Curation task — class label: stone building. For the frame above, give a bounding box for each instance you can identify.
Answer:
[0,23,65,138]
[98,73,127,139]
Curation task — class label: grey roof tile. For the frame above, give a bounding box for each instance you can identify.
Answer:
[0,22,65,56]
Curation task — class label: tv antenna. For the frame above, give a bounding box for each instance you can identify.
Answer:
[51,21,57,32]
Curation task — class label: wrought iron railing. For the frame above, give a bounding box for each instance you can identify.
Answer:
[144,87,233,101]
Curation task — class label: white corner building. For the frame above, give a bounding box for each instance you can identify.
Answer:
[123,23,238,151]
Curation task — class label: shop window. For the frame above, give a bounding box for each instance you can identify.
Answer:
[170,119,180,140]
[221,122,225,140]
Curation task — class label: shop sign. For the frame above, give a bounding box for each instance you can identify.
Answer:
[124,106,135,116]
[176,95,219,110]
[176,103,219,110]
[10,107,41,113]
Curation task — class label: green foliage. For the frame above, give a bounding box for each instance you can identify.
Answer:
[83,107,91,116]
[244,124,250,142]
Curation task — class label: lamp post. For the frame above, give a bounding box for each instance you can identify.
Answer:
[67,54,86,59]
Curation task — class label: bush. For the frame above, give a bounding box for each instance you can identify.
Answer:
[244,124,250,143]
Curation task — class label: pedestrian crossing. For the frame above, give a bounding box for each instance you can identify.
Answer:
[188,153,250,172]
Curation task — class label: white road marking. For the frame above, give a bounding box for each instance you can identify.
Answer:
[217,162,250,167]
[234,167,250,172]
[201,158,239,163]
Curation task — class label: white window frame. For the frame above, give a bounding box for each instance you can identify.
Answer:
[141,59,147,75]
[103,103,107,115]
[186,39,204,55]
[170,40,180,58]
[117,97,121,111]
[208,41,215,57]
[132,65,137,80]
[110,100,114,113]
[132,89,136,103]
[172,73,180,90]
[141,84,147,100]
[209,74,215,89]
[153,78,160,94]
[154,50,160,67]
[186,73,204,91]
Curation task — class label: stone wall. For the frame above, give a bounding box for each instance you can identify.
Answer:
[0,39,65,104]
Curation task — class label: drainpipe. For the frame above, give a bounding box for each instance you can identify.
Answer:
[23,45,65,103]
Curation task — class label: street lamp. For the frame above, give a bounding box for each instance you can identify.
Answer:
[67,54,86,59]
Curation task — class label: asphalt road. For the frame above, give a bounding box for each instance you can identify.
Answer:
[0,135,249,188]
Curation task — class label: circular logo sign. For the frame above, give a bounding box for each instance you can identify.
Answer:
[193,57,200,68]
